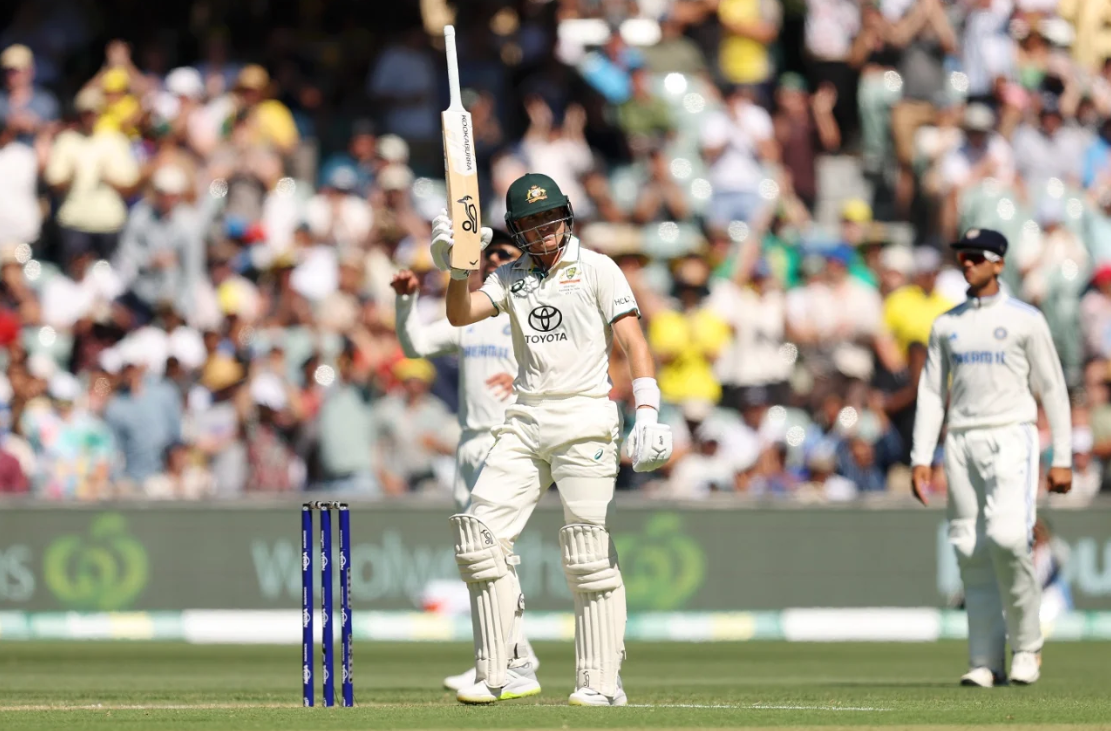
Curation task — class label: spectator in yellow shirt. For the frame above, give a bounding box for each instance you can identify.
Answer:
[883,247,953,358]
[231,64,299,155]
[718,0,782,87]
[649,255,733,406]
[95,67,143,139]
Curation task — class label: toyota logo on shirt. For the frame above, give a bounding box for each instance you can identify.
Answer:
[528,305,563,332]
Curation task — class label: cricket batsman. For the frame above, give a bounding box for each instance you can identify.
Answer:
[390,231,542,691]
[911,228,1072,688]
[431,173,672,706]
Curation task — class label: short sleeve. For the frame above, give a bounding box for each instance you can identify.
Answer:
[479,266,510,313]
[593,255,639,323]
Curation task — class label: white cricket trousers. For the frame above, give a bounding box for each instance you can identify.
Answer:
[466,394,621,548]
[453,430,496,511]
[945,422,1042,669]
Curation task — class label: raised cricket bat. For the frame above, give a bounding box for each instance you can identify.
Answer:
[442,25,481,270]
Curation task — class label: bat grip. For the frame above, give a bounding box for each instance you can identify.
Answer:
[445,25,462,109]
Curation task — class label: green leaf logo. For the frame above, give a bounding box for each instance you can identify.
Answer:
[613,514,705,610]
[43,513,150,610]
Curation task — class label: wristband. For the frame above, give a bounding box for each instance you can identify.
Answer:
[450,268,471,281]
[632,377,660,424]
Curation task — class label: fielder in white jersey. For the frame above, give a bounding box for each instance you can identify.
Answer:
[911,228,1072,688]
[430,173,673,706]
[391,233,541,691]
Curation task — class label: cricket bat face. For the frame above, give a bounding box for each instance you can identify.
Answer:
[442,109,482,270]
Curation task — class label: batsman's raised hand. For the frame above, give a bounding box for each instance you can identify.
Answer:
[431,209,492,278]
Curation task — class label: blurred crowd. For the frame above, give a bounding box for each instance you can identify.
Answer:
[1,0,1111,504]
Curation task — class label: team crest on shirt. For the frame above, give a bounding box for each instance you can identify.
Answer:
[994,327,1007,340]
[558,265,582,290]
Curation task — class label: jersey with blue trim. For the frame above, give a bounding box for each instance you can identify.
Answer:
[395,293,516,432]
[479,235,640,399]
[911,292,1071,468]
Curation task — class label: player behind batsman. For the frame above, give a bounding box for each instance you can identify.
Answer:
[429,173,672,706]
[911,228,1072,688]
[390,230,542,691]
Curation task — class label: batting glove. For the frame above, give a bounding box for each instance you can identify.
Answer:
[431,210,493,278]
[626,409,673,473]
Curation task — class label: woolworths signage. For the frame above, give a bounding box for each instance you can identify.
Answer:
[1,503,1110,611]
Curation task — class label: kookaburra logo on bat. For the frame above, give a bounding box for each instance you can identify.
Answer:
[458,194,478,234]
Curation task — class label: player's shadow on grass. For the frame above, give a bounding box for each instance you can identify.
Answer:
[814,680,956,688]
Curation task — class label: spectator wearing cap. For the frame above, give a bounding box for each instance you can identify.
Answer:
[1012,92,1092,195]
[185,354,247,496]
[319,119,377,197]
[315,340,381,495]
[20,371,115,500]
[616,66,674,152]
[631,146,691,224]
[0,117,42,247]
[773,73,841,212]
[708,257,790,411]
[375,358,458,494]
[717,0,782,89]
[232,64,299,155]
[94,67,142,139]
[649,255,733,407]
[45,87,140,264]
[113,164,205,326]
[1018,197,1089,384]
[304,164,373,250]
[0,44,59,143]
[244,372,304,493]
[838,199,883,287]
[155,67,218,157]
[104,344,184,490]
[701,83,778,228]
[938,103,1016,238]
[883,247,954,359]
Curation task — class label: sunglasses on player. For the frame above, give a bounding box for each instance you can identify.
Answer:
[957,251,994,265]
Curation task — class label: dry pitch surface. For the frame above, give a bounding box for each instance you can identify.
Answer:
[0,641,1108,730]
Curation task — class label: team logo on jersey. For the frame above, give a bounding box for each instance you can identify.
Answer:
[994,327,1007,340]
[529,305,563,332]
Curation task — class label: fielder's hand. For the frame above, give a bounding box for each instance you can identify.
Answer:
[626,409,673,472]
[911,465,932,506]
[431,210,493,277]
[1047,467,1072,494]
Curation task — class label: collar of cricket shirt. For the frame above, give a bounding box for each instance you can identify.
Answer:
[967,290,1007,308]
[513,235,581,271]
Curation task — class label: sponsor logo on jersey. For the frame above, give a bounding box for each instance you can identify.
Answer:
[525,305,567,343]
[528,305,562,332]
[952,350,1006,365]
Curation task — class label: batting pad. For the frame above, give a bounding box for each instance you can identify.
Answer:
[450,514,522,689]
[559,523,626,697]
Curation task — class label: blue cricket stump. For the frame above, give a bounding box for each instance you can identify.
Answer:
[301,505,313,707]
[302,501,353,708]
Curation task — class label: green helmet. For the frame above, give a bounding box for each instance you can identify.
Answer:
[504,173,575,253]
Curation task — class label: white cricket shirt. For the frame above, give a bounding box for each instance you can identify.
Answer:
[395,293,516,433]
[911,292,1072,468]
[479,236,639,400]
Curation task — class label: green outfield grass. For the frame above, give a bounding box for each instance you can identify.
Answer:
[0,641,1108,730]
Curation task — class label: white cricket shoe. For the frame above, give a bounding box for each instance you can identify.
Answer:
[960,667,1006,688]
[456,661,541,704]
[1010,652,1041,685]
[444,652,540,691]
[568,677,627,706]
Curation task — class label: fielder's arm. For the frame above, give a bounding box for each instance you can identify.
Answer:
[1027,313,1072,469]
[396,292,462,358]
[909,322,950,468]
